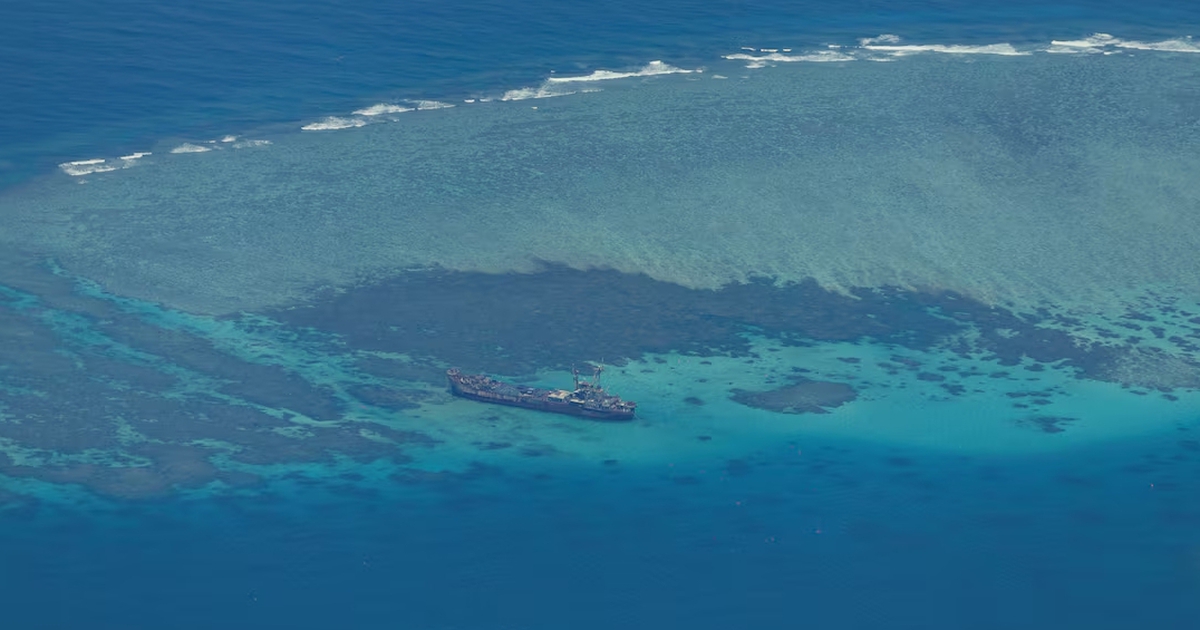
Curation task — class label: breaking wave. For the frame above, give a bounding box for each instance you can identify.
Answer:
[58,159,119,177]
[727,33,1200,68]
[58,153,153,176]
[545,60,695,83]
[855,33,1026,56]
[724,50,854,67]
[724,35,1029,68]
[48,31,1200,187]
[500,84,587,101]
[501,61,694,101]
[1048,33,1200,54]
[301,116,368,131]
[411,100,455,110]
[170,143,212,154]
[353,104,414,116]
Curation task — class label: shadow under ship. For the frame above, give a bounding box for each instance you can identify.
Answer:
[446,366,637,421]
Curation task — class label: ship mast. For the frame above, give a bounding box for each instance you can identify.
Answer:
[572,363,606,391]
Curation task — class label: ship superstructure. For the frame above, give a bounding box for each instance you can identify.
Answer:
[446,365,637,421]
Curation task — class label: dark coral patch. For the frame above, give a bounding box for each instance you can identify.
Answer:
[97,314,346,422]
[730,378,857,415]
[1015,415,1077,434]
[519,444,558,458]
[0,444,261,500]
[346,384,425,411]
[390,462,503,485]
[940,383,966,396]
[267,266,970,377]
[725,459,753,477]
[1056,474,1100,487]
[265,265,1182,391]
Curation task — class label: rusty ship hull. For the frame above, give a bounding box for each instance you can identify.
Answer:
[447,369,636,421]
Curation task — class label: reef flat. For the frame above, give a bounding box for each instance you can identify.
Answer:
[1,256,1196,501]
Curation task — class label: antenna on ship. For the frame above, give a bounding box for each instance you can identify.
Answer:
[572,364,580,390]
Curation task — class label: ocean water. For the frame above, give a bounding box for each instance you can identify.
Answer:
[3,1,1200,628]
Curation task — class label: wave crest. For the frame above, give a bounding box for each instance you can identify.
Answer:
[170,143,213,154]
[58,159,119,176]
[545,60,694,83]
[301,117,368,131]
[859,36,1029,56]
[353,104,414,116]
[1050,33,1200,54]
[724,51,854,66]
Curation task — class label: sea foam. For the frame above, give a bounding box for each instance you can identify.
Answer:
[1048,33,1200,55]
[500,84,584,101]
[353,101,453,116]
[353,104,414,116]
[1111,35,1200,53]
[860,34,1029,56]
[545,60,694,83]
[58,159,119,176]
[724,51,854,66]
[170,143,213,154]
[58,153,154,176]
[301,116,368,131]
[411,100,455,110]
[503,61,693,101]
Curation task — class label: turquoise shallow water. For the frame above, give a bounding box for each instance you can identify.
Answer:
[2,1,1200,627]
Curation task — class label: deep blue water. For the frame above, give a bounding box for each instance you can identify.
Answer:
[7,437,1200,630]
[3,1,1200,629]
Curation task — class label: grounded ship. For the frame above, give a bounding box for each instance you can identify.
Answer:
[446,366,637,421]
